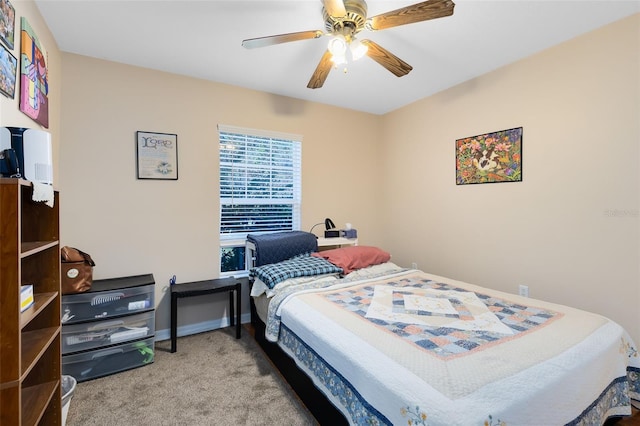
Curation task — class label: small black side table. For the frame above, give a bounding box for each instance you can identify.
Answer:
[170,277,241,353]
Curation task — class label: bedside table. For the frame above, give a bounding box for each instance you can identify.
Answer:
[170,277,241,353]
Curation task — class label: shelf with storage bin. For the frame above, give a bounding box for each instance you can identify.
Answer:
[20,292,58,327]
[0,178,62,425]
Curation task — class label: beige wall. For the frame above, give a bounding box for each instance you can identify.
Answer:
[58,54,384,331]
[0,0,61,182]
[381,14,639,343]
[2,2,637,344]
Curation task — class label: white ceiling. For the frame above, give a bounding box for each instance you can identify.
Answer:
[34,0,639,115]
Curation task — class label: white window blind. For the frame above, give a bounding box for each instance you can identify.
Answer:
[218,125,301,240]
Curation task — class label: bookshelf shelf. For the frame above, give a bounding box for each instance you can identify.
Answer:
[0,179,62,424]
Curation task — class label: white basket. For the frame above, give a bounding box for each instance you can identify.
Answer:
[61,375,77,426]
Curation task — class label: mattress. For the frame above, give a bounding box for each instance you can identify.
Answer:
[257,265,640,425]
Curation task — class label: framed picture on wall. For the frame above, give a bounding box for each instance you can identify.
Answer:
[0,42,16,99]
[456,127,522,185]
[0,0,15,50]
[20,17,49,128]
[136,131,178,180]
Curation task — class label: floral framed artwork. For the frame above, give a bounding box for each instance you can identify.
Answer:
[456,127,522,185]
[0,0,15,49]
[0,42,16,98]
[136,131,178,180]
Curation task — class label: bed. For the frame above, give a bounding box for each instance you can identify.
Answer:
[246,231,640,425]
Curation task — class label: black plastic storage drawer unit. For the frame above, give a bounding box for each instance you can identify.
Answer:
[61,274,156,382]
[61,274,155,324]
[62,310,155,354]
[62,337,155,382]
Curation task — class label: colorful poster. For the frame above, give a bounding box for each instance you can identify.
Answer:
[0,0,15,49]
[456,127,522,185]
[0,42,16,98]
[20,17,48,128]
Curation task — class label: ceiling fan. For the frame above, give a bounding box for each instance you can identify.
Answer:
[241,0,455,89]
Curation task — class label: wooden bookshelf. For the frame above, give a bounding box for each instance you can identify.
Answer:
[0,179,62,425]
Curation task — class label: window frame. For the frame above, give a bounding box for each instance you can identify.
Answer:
[218,125,302,276]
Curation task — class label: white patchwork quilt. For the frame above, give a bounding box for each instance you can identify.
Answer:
[266,267,640,425]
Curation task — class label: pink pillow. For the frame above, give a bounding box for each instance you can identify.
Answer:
[311,246,391,274]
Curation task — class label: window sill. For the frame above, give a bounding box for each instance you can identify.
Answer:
[220,238,246,248]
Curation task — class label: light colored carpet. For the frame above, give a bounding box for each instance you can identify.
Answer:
[65,328,318,425]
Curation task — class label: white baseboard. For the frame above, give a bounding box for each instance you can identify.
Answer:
[155,312,252,342]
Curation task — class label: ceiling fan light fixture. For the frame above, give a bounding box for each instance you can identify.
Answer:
[350,38,368,61]
[331,52,347,66]
[327,34,348,56]
[245,0,456,89]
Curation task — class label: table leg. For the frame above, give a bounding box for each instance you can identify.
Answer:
[170,293,178,353]
[229,289,235,328]
[235,282,241,339]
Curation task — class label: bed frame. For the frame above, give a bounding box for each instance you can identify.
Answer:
[246,234,348,423]
[249,297,348,425]
[244,236,636,425]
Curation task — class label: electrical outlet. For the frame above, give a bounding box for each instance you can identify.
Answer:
[411,262,418,269]
[518,285,529,297]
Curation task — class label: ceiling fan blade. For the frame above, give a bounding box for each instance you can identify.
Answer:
[362,40,413,77]
[307,50,334,89]
[242,30,324,49]
[322,0,347,18]
[366,0,455,31]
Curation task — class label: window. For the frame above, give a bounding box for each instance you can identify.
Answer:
[218,125,302,275]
